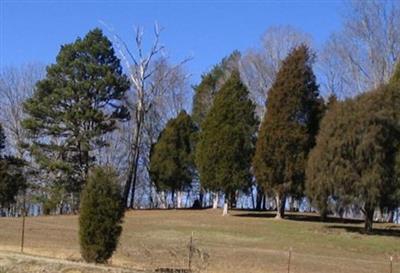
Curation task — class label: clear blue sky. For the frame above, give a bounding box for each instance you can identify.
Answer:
[1,0,343,84]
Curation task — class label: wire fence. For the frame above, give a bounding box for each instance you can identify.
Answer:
[0,216,398,273]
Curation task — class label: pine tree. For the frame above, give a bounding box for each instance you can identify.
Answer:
[79,166,124,263]
[253,45,323,219]
[22,29,130,202]
[195,71,258,213]
[149,110,197,208]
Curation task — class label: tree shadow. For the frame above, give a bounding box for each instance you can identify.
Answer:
[234,211,364,224]
[233,210,400,237]
[326,225,400,237]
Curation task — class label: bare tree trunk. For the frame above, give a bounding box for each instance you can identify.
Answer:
[364,207,375,233]
[199,188,204,208]
[222,199,228,216]
[387,209,395,223]
[129,112,144,209]
[159,191,166,209]
[212,192,219,209]
[256,185,263,210]
[262,195,267,210]
[177,191,182,209]
[275,193,286,219]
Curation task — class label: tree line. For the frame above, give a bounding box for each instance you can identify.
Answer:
[0,1,399,235]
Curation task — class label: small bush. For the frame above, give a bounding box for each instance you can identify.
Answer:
[79,166,124,263]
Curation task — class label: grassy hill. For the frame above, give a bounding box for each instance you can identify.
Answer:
[0,209,399,273]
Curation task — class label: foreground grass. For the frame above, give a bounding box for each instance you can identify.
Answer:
[0,209,399,273]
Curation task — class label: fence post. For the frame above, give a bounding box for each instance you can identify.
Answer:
[287,247,292,273]
[20,192,26,253]
[188,231,194,271]
[390,256,393,273]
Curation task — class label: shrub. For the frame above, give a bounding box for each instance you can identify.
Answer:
[79,166,124,263]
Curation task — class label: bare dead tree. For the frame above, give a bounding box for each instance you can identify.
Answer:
[319,0,400,97]
[104,23,191,208]
[0,64,44,158]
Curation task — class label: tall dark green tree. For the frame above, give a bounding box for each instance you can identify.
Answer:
[195,71,258,213]
[149,110,197,208]
[79,166,124,263]
[22,29,130,202]
[192,51,240,206]
[253,45,323,219]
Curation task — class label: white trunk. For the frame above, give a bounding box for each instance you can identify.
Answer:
[222,202,228,216]
[212,192,219,209]
[177,191,182,209]
[159,191,166,209]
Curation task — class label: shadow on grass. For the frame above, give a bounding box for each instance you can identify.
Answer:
[234,211,400,237]
[326,225,400,237]
[234,211,364,224]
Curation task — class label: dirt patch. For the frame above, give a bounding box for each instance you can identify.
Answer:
[0,251,147,273]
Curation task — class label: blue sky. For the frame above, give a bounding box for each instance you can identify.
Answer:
[1,0,343,84]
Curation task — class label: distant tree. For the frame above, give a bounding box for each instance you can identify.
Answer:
[240,25,311,118]
[0,64,45,158]
[253,45,323,219]
[195,71,258,214]
[22,29,130,206]
[306,72,400,231]
[79,166,124,263]
[319,0,400,97]
[149,110,197,208]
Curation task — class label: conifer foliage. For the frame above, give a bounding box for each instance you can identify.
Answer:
[0,124,26,207]
[192,51,240,127]
[22,29,130,199]
[195,71,258,210]
[79,166,124,263]
[253,45,323,219]
[306,64,400,232]
[149,110,197,205]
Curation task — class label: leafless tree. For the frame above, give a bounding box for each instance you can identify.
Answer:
[104,23,191,208]
[0,64,44,157]
[319,0,400,98]
[239,25,311,118]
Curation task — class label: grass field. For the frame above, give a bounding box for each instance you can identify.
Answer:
[0,209,399,273]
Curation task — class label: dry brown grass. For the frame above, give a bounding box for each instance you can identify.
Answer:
[0,209,399,273]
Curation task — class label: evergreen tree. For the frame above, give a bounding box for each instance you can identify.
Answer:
[79,166,124,263]
[306,80,400,231]
[149,111,197,207]
[0,123,26,208]
[22,29,130,201]
[390,61,400,85]
[253,45,323,219]
[195,71,258,213]
[192,51,240,127]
